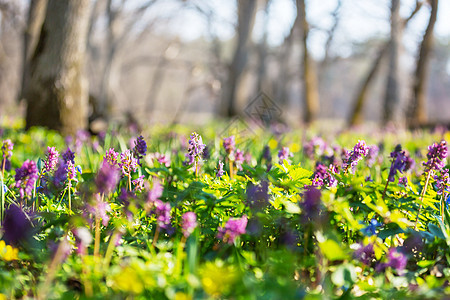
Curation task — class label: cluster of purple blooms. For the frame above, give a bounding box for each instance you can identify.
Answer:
[216,160,224,178]
[43,147,59,173]
[435,168,449,196]
[181,212,197,238]
[185,132,206,166]
[278,147,293,164]
[388,145,414,182]
[52,148,80,190]
[301,186,322,222]
[218,215,248,244]
[95,162,120,195]
[312,163,338,188]
[423,141,448,172]
[133,135,147,165]
[15,160,39,199]
[343,140,369,173]
[365,145,379,167]
[223,136,236,159]
[119,150,138,177]
[304,137,329,160]
[376,248,408,273]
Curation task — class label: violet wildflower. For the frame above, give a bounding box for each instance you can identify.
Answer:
[218,215,248,244]
[53,160,68,189]
[15,160,39,199]
[388,145,411,182]
[119,150,138,177]
[181,212,197,238]
[132,175,145,192]
[423,141,448,172]
[312,163,338,188]
[155,153,171,167]
[399,176,408,187]
[235,149,245,171]
[147,180,163,206]
[262,145,272,170]
[304,137,327,159]
[62,148,75,164]
[188,132,206,159]
[133,135,147,164]
[183,153,195,166]
[43,147,59,173]
[223,136,236,159]
[278,147,293,164]
[154,200,171,229]
[435,168,449,195]
[2,204,33,246]
[104,148,119,167]
[377,248,407,273]
[366,145,379,167]
[88,194,112,226]
[343,140,369,173]
[353,243,374,265]
[95,162,120,195]
[216,160,224,178]
[301,186,321,222]
[246,181,269,211]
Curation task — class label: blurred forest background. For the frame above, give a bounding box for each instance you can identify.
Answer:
[0,0,449,134]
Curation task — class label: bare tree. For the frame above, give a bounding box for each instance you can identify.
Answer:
[348,0,423,127]
[297,0,319,124]
[222,0,257,118]
[256,0,271,93]
[383,0,401,124]
[407,0,438,128]
[19,0,47,103]
[24,0,91,135]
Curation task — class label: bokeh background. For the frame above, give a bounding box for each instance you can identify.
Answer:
[0,0,449,131]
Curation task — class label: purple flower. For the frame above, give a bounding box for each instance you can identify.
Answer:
[278,147,293,164]
[132,175,145,192]
[218,215,248,244]
[312,163,338,188]
[343,140,369,173]
[2,204,33,245]
[223,136,236,158]
[88,194,112,226]
[133,135,147,164]
[183,153,195,166]
[262,145,272,170]
[53,160,68,189]
[354,243,374,265]
[399,176,408,187]
[15,160,39,199]
[43,147,59,173]
[435,168,449,199]
[388,145,413,182]
[378,248,408,273]
[235,149,245,171]
[147,180,163,206]
[154,200,171,229]
[304,137,327,159]
[155,153,171,167]
[188,132,206,159]
[216,160,224,178]
[246,181,269,211]
[423,141,448,172]
[95,162,120,195]
[119,150,138,176]
[1,139,13,160]
[366,145,379,167]
[181,212,197,238]
[104,148,119,167]
[301,186,321,221]
[62,148,75,164]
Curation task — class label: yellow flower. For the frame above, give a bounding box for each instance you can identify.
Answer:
[174,292,192,300]
[289,143,300,153]
[199,261,239,297]
[268,139,278,150]
[0,240,19,261]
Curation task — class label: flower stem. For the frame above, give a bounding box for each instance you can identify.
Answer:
[94,216,101,256]
[414,171,433,230]
[229,160,234,180]
[152,224,160,247]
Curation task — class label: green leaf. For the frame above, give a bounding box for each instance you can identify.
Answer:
[319,239,347,261]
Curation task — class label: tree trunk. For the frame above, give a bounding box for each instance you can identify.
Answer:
[24,0,91,136]
[407,0,438,128]
[297,0,319,124]
[19,0,47,102]
[347,0,423,127]
[222,0,257,118]
[382,0,401,124]
[256,0,271,93]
